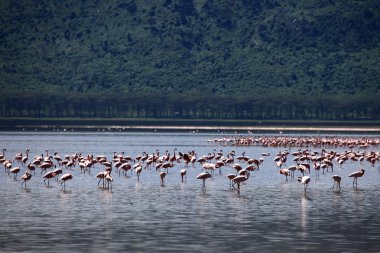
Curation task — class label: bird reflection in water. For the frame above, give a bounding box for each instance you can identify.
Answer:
[301,195,311,238]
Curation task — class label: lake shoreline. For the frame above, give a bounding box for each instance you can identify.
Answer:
[1,117,380,133]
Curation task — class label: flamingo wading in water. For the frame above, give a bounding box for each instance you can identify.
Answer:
[21,171,32,188]
[298,176,310,192]
[43,171,56,186]
[160,172,167,186]
[60,173,73,190]
[349,169,365,189]
[232,171,250,195]
[332,175,341,191]
[196,172,212,188]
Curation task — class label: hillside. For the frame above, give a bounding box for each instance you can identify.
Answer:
[1,0,380,120]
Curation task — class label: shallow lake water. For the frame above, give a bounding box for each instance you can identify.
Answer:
[0,131,379,252]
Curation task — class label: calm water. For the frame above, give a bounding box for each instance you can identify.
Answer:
[1,131,380,253]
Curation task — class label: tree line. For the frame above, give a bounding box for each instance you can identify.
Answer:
[0,92,379,120]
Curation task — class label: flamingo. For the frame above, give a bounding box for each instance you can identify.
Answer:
[27,163,36,174]
[53,152,62,166]
[196,171,212,188]
[349,169,365,189]
[4,160,12,172]
[21,171,32,188]
[0,148,6,160]
[160,171,167,186]
[161,162,174,173]
[14,152,23,163]
[332,175,341,190]
[233,164,243,175]
[247,158,260,169]
[298,176,311,192]
[232,171,250,195]
[96,171,108,187]
[279,168,290,182]
[105,171,113,190]
[136,165,143,180]
[9,167,20,179]
[324,160,334,172]
[226,174,236,189]
[39,162,54,174]
[60,173,73,190]
[169,148,177,163]
[180,169,186,182]
[297,165,307,176]
[287,165,297,179]
[314,162,321,179]
[119,163,132,176]
[53,168,63,181]
[43,171,56,186]
[190,154,197,166]
[180,152,191,166]
[21,149,29,165]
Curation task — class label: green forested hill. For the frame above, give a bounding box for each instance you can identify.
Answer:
[1,0,380,120]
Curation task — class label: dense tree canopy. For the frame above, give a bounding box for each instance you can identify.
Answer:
[1,0,379,120]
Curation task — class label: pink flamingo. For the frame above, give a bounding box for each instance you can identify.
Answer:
[232,170,250,195]
[349,169,365,189]
[180,169,186,182]
[60,173,73,190]
[298,176,310,192]
[21,171,32,188]
[160,171,167,186]
[332,175,341,190]
[43,171,56,186]
[196,172,212,188]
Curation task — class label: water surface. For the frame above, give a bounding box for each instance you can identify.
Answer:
[0,131,379,252]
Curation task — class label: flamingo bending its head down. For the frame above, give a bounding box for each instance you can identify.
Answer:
[60,173,73,190]
[196,172,212,188]
[298,176,310,192]
[332,175,341,191]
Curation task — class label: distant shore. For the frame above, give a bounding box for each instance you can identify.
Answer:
[1,117,380,133]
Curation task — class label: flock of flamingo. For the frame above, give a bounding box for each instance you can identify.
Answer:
[207,135,379,148]
[1,135,379,195]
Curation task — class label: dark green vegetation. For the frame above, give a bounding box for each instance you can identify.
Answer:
[1,0,380,120]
